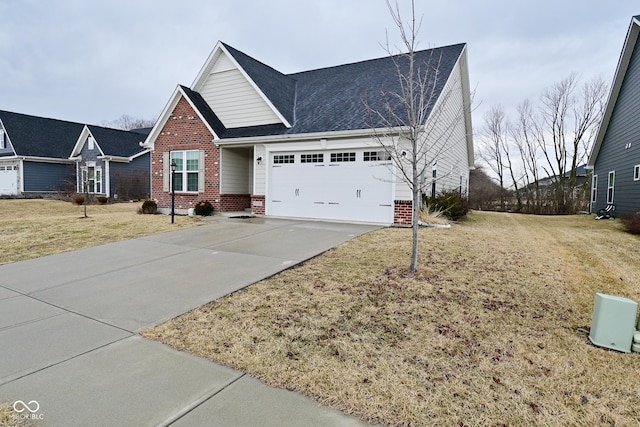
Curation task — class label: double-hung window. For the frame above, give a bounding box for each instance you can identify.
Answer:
[607,171,615,204]
[171,150,199,192]
[81,165,102,194]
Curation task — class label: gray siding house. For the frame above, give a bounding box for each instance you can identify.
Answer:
[588,16,640,217]
[0,110,150,199]
[70,125,150,199]
[0,110,82,195]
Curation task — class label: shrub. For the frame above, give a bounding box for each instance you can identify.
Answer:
[138,200,158,215]
[73,195,85,205]
[97,196,109,205]
[194,200,215,216]
[621,213,640,235]
[424,191,469,221]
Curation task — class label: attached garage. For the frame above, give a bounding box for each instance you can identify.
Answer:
[0,163,18,195]
[267,148,394,223]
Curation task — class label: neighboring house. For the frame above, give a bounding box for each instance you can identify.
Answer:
[0,109,150,199]
[142,41,474,224]
[70,125,150,199]
[0,110,83,196]
[588,16,640,217]
[536,165,591,211]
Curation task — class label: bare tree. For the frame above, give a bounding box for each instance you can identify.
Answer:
[101,114,156,131]
[536,73,607,213]
[511,99,543,213]
[365,0,471,272]
[480,105,508,210]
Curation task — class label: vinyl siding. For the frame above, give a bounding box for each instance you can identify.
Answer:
[220,147,252,194]
[593,37,640,216]
[23,161,75,192]
[200,68,281,128]
[394,59,470,201]
[254,145,267,195]
[109,153,150,199]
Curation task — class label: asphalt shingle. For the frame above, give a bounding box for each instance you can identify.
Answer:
[212,42,466,139]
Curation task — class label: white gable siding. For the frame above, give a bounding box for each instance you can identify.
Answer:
[211,53,235,73]
[394,59,470,200]
[200,68,282,128]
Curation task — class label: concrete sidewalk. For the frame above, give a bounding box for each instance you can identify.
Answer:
[0,217,379,426]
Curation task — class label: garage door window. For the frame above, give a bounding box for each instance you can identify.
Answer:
[301,154,323,163]
[330,152,356,162]
[364,151,391,161]
[274,155,295,164]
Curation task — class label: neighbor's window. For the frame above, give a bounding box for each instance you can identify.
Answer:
[591,175,598,203]
[0,130,5,149]
[634,165,640,181]
[88,136,95,150]
[171,150,199,192]
[81,166,102,194]
[330,152,356,162]
[607,171,615,204]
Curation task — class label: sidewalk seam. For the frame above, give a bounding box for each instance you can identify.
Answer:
[156,373,247,427]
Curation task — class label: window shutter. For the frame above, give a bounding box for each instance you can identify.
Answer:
[163,152,170,192]
[198,150,205,193]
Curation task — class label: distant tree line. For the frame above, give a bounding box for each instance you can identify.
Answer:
[101,114,156,131]
[476,73,608,214]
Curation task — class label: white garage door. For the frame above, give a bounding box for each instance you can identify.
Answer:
[0,164,18,195]
[268,149,394,223]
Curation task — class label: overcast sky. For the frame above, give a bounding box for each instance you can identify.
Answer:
[1,1,638,134]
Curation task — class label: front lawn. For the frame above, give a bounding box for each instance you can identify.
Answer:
[0,199,200,264]
[143,212,640,426]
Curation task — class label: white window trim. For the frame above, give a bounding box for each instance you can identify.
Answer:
[607,171,615,204]
[170,150,201,193]
[81,165,103,194]
[634,165,640,181]
[591,174,598,203]
[0,130,5,149]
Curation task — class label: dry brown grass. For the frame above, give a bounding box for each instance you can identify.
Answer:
[0,199,201,265]
[0,403,36,427]
[144,211,640,426]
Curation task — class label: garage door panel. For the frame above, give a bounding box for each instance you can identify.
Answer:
[268,150,394,223]
[0,165,18,196]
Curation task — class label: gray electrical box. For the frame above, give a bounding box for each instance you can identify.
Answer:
[589,293,638,353]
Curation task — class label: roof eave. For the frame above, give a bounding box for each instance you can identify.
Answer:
[214,127,402,146]
[588,16,640,167]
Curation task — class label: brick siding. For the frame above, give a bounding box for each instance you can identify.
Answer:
[151,96,221,211]
[394,199,413,225]
[250,195,265,215]
[220,194,251,212]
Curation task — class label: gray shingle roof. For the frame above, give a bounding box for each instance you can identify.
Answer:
[205,42,465,139]
[0,110,84,158]
[86,125,148,157]
[0,110,149,159]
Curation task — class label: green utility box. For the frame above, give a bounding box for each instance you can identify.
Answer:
[589,293,638,353]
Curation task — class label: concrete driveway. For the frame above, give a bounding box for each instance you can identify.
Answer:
[0,217,380,426]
